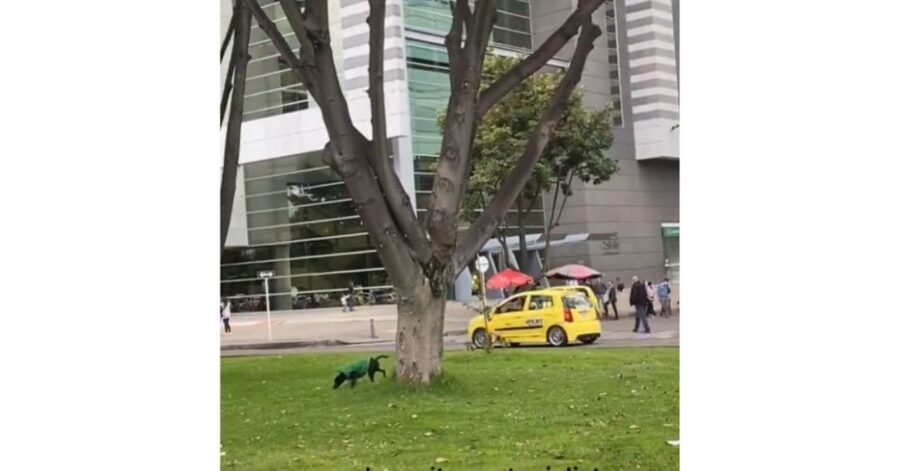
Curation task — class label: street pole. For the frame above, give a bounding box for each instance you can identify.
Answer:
[264,277,272,342]
[480,275,490,351]
[476,256,490,351]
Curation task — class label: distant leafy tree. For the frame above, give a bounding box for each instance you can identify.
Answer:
[462,55,618,271]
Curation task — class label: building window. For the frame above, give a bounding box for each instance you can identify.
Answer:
[241,1,311,121]
[606,3,624,126]
[220,150,392,310]
[403,0,533,51]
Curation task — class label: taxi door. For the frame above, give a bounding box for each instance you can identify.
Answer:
[522,293,555,342]
[488,295,528,343]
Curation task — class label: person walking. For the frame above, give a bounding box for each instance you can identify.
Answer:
[629,276,651,333]
[657,278,673,318]
[605,278,620,320]
[220,298,232,334]
[646,281,657,318]
[593,277,609,317]
[343,283,355,312]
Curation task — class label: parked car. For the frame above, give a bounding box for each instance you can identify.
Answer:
[467,289,601,348]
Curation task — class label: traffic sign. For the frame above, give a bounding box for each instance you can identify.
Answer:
[475,256,489,273]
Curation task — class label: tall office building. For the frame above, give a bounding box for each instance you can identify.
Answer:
[220,0,679,311]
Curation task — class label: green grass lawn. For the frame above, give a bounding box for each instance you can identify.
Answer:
[221,348,679,470]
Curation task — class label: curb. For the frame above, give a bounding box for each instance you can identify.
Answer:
[221,329,470,351]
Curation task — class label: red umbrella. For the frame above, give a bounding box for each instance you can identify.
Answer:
[544,264,602,280]
[486,269,534,290]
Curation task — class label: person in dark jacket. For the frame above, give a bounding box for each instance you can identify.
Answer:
[629,276,651,333]
[592,277,609,317]
[605,278,620,320]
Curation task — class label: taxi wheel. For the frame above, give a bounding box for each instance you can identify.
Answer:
[472,328,489,349]
[547,326,568,347]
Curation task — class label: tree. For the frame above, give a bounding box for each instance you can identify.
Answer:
[235,0,609,384]
[462,55,617,273]
[220,0,251,252]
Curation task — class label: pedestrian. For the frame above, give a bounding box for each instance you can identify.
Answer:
[605,278,620,320]
[629,276,651,333]
[220,298,232,334]
[592,277,609,317]
[646,281,656,318]
[346,283,355,312]
[657,278,673,318]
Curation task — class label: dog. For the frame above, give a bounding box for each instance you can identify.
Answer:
[333,355,388,389]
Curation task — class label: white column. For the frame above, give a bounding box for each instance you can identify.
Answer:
[391,136,418,211]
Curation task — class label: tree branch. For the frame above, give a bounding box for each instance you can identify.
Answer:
[475,0,607,121]
[553,172,576,227]
[363,0,433,264]
[369,0,389,164]
[220,48,237,127]
[468,0,498,64]
[547,179,561,232]
[425,0,497,264]
[276,0,320,98]
[453,19,602,273]
[445,0,470,87]
[246,0,313,95]
[221,11,236,62]
[221,0,252,252]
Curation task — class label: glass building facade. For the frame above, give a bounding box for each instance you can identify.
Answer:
[243,1,310,121]
[220,151,390,312]
[605,2,623,127]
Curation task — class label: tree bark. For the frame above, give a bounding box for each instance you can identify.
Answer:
[220,1,251,252]
[220,48,237,127]
[395,281,446,384]
[426,0,497,264]
[367,0,433,264]
[221,12,235,62]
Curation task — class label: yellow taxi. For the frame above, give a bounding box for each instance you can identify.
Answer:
[467,289,601,348]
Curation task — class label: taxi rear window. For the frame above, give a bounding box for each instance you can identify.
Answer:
[563,294,592,310]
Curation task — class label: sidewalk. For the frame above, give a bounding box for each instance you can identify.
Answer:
[220,301,679,350]
[220,302,477,349]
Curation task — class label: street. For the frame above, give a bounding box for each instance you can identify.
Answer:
[220,301,679,356]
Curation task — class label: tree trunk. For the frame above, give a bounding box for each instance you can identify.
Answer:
[497,231,510,270]
[516,198,529,269]
[395,282,446,384]
[220,1,251,252]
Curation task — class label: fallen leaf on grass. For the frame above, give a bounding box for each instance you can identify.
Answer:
[411,414,418,419]
[435,457,449,463]
[424,432,434,437]
[667,440,680,447]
